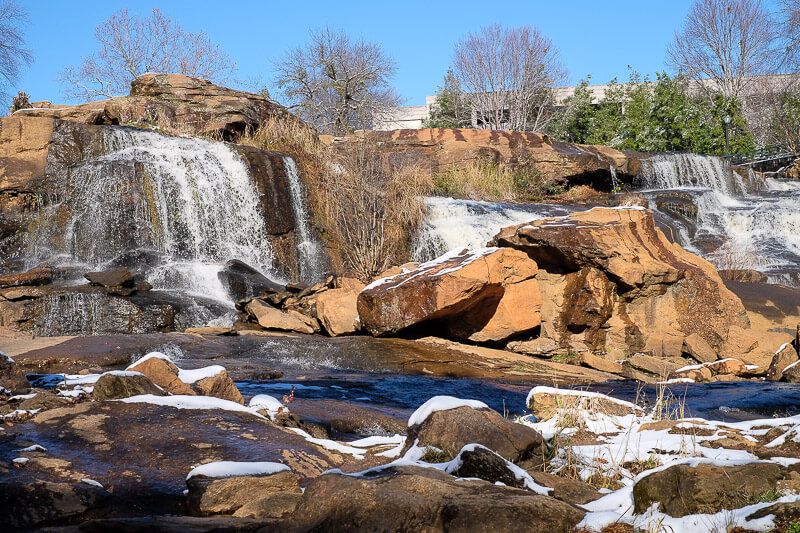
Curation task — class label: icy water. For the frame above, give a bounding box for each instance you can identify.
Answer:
[239,375,800,423]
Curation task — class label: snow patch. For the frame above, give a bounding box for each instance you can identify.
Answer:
[187,461,290,480]
[408,396,489,427]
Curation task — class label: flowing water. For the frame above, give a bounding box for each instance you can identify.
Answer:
[25,127,324,307]
[638,153,800,284]
[412,196,578,262]
[414,154,800,285]
[283,156,325,282]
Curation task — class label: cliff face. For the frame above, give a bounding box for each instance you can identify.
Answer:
[325,128,643,191]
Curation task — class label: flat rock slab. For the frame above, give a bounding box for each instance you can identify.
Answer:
[2,401,348,517]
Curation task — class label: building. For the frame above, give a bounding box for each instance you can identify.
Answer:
[373,74,800,131]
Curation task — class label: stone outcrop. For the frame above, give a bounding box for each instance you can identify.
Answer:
[403,405,544,465]
[15,73,293,140]
[491,207,752,360]
[186,470,302,519]
[285,466,584,532]
[327,128,639,191]
[314,286,362,336]
[128,356,196,395]
[527,387,641,421]
[245,299,317,334]
[358,248,541,343]
[92,371,166,400]
[0,479,110,529]
[217,259,283,303]
[633,463,785,517]
[126,355,244,404]
[767,342,799,381]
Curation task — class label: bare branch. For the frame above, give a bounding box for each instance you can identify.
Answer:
[60,8,236,101]
[0,0,31,100]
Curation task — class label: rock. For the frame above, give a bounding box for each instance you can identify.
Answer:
[358,248,540,343]
[767,342,799,381]
[128,355,195,396]
[245,299,315,334]
[449,445,526,488]
[632,463,784,517]
[0,479,109,529]
[0,352,29,393]
[682,333,718,363]
[670,364,713,383]
[746,501,800,529]
[193,370,245,405]
[403,405,544,465]
[330,128,632,191]
[527,388,641,421]
[579,353,624,374]
[718,269,769,283]
[527,471,601,505]
[184,326,237,336]
[507,337,561,357]
[783,361,800,383]
[624,354,683,378]
[17,401,341,518]
[186,470,302,518]
[707,358,750,376]
[21,73,293,140]
[52,516,273,532]
[0,267,53,289]
[286,465,585,532]
[18,390,72,412]
[218,259,283,303]
[92,371,166,401]
[84,267,135,289]
[491,208,750,358]
[314,286,362,336]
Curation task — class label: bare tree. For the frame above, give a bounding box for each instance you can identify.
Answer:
[668,0,775,102]
[451,24,566,131]
[0,0,31,101]
[60,8,235,101]
[275,28,401,135]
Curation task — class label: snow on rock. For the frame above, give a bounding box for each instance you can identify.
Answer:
[407,396,489,427]
[442,443,552,496]
[286,427,367,459]
[128,351,175,367]
[186,461,290,480]
[81,478,104,488]
[117,394,264,418]
[178,365,225,384]
[248,394,285,417]
[525,386,640,412]
[15,444,46,452]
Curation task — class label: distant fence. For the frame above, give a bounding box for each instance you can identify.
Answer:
[723,145,797,167]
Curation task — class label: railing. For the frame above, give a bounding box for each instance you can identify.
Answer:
[723,145,797,166]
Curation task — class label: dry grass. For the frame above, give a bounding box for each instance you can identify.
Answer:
[242,121,431,280]
[431,159,565,202]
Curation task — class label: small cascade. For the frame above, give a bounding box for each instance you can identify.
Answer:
[26,126,280,305]
[412,197,577,262]
[636,152,800,284]
[283,156,325,282]
[638,153,751,196]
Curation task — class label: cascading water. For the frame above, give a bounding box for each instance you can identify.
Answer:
[27,126,280,305]
[283,156,325,282]
[638,153,800,284]
[412,197,578,262]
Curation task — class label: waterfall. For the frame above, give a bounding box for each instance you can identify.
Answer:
[283,156,325,282]
[637,153,800,284]
[638,153,751,196]
[412,197,577,262]
[27,126,279,304]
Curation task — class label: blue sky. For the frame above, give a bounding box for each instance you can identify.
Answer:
[12,0,778,105]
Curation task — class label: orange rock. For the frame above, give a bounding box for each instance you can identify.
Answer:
[357,248,540,342]
[315,286,362,337]
[128,356,195,396]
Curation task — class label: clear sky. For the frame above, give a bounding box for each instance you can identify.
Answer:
[11,0,779,106]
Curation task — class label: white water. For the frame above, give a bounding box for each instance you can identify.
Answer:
[283,156,325,282]
[639,153,800,282]
[412,197,577,262]
[28,127,281,304]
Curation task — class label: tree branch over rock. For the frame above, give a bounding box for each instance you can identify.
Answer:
[0,0,31,102]
[60,8,235,101]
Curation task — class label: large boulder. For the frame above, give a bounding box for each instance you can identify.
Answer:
[358,247,541,342]
[127,354,195,395]
[314,286,362,336]
[632,462,784,517]
[0,479,110,529]
[491,207,750,359]
[527,387,641,421]
[285,466,584,532]
[403,400,544,465]
[217,259,283,303]
[16,73,294,140]
[191,370,245,405]
[767,342,799,381]
[92,371,166,400]
[245,299,316,334]
[0,267,53,289]
[186,464,302,519]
